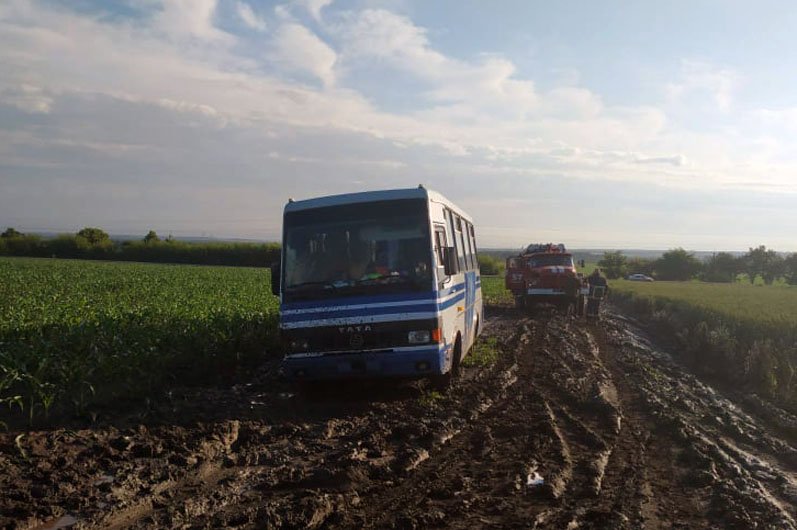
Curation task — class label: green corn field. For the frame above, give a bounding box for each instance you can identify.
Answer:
[610,280,797,408]
[0,257,279,423]
[480,276,513,305]
[611,279,797,333]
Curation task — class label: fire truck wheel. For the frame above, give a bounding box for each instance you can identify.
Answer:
[514,296,525,310]
[557,301,572,316]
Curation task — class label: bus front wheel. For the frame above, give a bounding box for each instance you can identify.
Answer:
[431,336,462,390]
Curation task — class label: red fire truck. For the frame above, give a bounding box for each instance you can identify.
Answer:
[505,243,587,312]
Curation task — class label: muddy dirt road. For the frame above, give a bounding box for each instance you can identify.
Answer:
[2,308,797,529]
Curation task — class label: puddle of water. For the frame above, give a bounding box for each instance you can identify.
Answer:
[526,471,545,487]
[36,515,78,529]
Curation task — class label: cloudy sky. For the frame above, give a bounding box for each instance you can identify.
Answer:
[1,0,796,250]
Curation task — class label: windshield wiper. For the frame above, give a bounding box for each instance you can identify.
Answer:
[286,280,337,291]
[354,273,406,285]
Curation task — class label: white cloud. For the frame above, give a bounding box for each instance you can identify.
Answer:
[272,23,337,88]
[236,1,267,31]
[544,87,603,119]
[0,0,762,193]
[634,154,687,166]
[155,0,231,42]
[667,59,737,112]
[300,0,334,21]
[752,107,797,132]
[275,0,334,22]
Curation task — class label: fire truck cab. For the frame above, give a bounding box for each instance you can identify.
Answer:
[505,243,586,313]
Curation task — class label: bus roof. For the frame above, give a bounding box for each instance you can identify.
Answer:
[283,187,473,222]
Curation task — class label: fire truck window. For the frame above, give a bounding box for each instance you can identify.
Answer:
[528,255,573,268]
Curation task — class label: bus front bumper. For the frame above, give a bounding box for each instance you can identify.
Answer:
[283,345,450,380]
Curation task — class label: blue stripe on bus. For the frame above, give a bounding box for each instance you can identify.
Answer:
[281,292,467,322]
[281,302,440,323]
[438,292,465,310]
[281,282,468,312]
[438,282,465,296]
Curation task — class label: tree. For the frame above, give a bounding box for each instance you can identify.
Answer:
[742,245,768,284]
[701,252,740,283]
[626,257,656,276]
[761,252,785,285]
[143,230,160,244]
[76,227,110,246]
[784,254,797,285]
[1,227,22,238]
[742,246,784,285]
[598,251,628,279]
[478,255,504,276]
[654,248,701,281]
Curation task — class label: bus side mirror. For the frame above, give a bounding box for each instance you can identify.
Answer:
[442,247,459,276]
[270,262,281,296]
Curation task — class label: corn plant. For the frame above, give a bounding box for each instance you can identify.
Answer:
[0,257,280,424]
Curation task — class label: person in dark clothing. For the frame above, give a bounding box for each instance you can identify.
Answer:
[586,268,608,318]
[563,273,583,315]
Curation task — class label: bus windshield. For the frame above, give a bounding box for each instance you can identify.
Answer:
[283,199,433,302]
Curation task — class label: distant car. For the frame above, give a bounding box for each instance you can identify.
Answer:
[627,273,654,282]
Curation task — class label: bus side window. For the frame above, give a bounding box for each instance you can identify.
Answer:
[469,224,479,267]
[455,214,467,271]
[445,208,460,270]
[464,221,475,270]
[434,225,447,267]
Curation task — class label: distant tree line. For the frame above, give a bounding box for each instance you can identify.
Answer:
[598,245,797,285]
[0,227,280,267]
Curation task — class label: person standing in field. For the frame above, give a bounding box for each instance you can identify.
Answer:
[586,268,608,318]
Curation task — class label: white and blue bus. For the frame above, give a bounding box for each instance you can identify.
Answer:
[271,186,483,387]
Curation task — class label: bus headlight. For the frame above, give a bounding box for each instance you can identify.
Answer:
[408,330,431,344]
[289,339,310,352]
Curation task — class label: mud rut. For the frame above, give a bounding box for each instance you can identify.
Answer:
[2,308,797,529]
